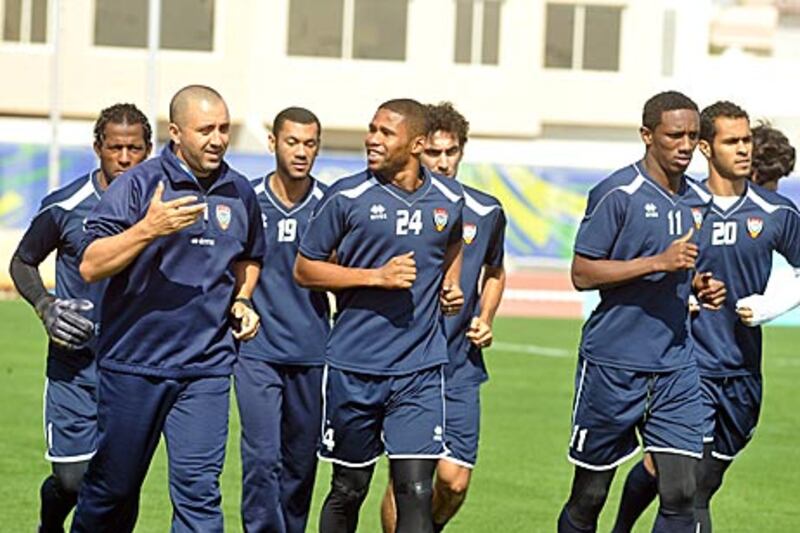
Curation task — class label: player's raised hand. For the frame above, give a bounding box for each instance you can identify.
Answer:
[142,181,206,238]
[376,251,416,289]
[694,271,726,310]
[658,227,698,272]
[440,282,464,316]
[466,316,493,348]
[231,298,260,341]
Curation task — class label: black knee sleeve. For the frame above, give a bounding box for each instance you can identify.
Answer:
[695,445,730,509]
[565,466,615,529]
[391,459,437,533]
[653,453,697,516]
[319,464,374,533]
[52,461,89,495]
[330,465,372,508]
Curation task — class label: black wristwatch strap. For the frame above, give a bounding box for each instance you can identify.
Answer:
[234,297,253,309]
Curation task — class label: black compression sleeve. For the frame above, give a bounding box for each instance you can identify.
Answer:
[9,253,50,310]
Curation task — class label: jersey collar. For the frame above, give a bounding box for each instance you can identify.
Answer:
[160,142,233,192]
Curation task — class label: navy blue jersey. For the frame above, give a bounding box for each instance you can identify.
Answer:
[239,174,331,365]
[575,162,712,372]
[444,185,505,386]
[298,167,464,375]
[15,171,107,382]
[81,144,266,379]
[692,181,800,377]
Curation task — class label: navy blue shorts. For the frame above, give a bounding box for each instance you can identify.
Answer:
[319,366,446,467]
[441,382,480,468]
[568,357,703,470]
[700,374,762,461]
[44,377,97,462]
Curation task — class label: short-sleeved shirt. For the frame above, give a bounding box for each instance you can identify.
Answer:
[299,167,464,376]
[692,181,800,377]
[444,184,506,386]
[574,161,712,372]
[239,174,331,366]
[15,171,107,383]
[81,143,266,379]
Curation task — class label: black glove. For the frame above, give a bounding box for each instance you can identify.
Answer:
[35,297,95,350]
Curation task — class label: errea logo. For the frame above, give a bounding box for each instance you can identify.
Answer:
[370,204,387,220]
[433,425,443,442]
[644,203,659,218]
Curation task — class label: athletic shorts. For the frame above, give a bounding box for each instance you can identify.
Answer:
[700,374,762,461]
[44,377,97,462]
[441,382,481,468]
[319,365,446,467]
[568,357,703,470]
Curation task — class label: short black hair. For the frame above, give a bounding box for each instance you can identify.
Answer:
[378,98,428,138]
[426,102,469,147]
[272,107,321,138]
[93,103,152,148]
[700,100,749,143]
[642,91,698,130]
[752,122,796,184]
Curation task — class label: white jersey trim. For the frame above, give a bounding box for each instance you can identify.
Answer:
[686,179,713,204]
[341,177,378,199]
[431,176,462,204]
[464,190,500,217]
[584,172,644,219]
[747,187,800,217]
[309,177,377,221]
[260,176,322,217]
[37,173,98,216]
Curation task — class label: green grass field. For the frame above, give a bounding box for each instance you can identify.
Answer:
[1,299,798,531]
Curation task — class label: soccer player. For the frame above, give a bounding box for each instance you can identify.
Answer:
[235,107,329,533]
[379,102,506,533]
[71,85,265,533]
[557,91,726,533]
[611,111,800,533]
[737,124,800,326]
[9,104,151,533]
[692,102,799,531]
[294,98,465,533]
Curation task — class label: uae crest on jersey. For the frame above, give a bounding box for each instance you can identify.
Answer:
[216,204,231,231]
[433,208,448,232]
[747,217,763,238]
[691,208,703,229]
[463,223,477,244]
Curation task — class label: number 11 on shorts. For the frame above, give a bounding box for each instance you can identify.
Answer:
[570,425,588,453]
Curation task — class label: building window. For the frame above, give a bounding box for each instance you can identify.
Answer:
[94,0,214,52]
[2,0,48,43]
[288,0,408,61]
[544,3,622,71]
[454,0,502,65]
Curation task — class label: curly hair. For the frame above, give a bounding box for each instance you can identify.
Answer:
[93,103,152,148]
[751,122,796,185]
[426,102,469,147]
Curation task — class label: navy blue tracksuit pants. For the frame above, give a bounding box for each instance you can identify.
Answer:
[234,358,323,533]
[71,369,230,533]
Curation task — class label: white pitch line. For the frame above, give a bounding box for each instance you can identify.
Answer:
[490,341,571,358]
